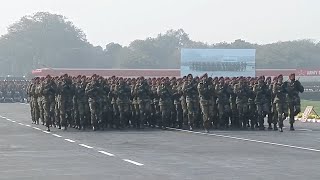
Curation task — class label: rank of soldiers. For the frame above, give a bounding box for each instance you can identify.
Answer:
[27,73,304,133]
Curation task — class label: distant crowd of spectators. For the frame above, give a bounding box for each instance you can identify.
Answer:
[0,80,29,103]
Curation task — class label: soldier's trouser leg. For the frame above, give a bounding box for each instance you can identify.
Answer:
[160,105,169,128]
[277,103,288,128]
[37,99,44,125]
[231,103,238,128]
[78,102,85,129]
[248,104,256,128]
[218,103,224,127]
[89,101,98,128]
[201,103,210,130]
[175,104,183,128]
[150,104,156,127]
[187,102,195,127]
[138,103,146,127]
[43,102,50,128]
[237,104,244,128]
[118,103,129,128]
[256,104,264,129]
[29,99,35,123]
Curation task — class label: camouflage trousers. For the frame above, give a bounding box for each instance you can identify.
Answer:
[136,100,151,127]
[187,100,199,127]
[159,101,172,127]
[275,102,288,128]
[60,98,73,127]
[200,99,213,129]
[288,96,301,124]
[31,97,39,123]
[237,103,248,128]
[43,98,55,128]
[256,102,270,128]
[218,102,231,127]
[117,102,130,128]
[37,97,44,125]
[88,99,100,127]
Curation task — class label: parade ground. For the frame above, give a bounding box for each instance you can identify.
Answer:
[0,103,319,180]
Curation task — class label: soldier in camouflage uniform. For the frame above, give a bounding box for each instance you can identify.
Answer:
[135,78,152,128]
[215,77,232,129]
[59,75,74,130]
[172,78,183,129]
[157,79,172,129]
[115,78,131,129]
[248,78,257,129]
[41,75,56,131]
[229,79,238,128]
[273,74,287,132]
[100,77,111,129]
[27,79,36,124]
[198,74,214,132]
[35,77,44,125]
[253,77,270,130]
[234,77,249,129]
[149,79,158,127]
[85,75,101,131]
[285,73,304,131]
[183,74,199,131]
[75,76,87,130]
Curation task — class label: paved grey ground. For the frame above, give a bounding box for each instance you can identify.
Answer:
[0,103,320,180]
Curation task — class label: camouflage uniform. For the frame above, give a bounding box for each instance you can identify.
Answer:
[285,74,304,130]
[115,80,131,128]
[157,81,172,129]
[253,79,270,130]
[41,77,56,131]
[273,76,288,132]
[234,79,249,129]
[172,81,183,128]
[198,77,214,132]
[59,77,74,130]
[183,78,199,130]
[135,80,152,128]
[35,81,44,125]
[85,78,101,130]
[75,79,88,129]
[215,79,232,128]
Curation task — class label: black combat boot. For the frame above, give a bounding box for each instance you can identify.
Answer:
[273,124,278,131]
[268,123,273,130]
[279,127,283,132]
[290,124,295,131]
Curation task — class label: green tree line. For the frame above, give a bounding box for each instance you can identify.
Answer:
[0,12,319,76]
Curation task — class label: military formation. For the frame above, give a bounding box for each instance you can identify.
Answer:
[0,80,28,103]
[27,73,304,133]
[190,61,247,72]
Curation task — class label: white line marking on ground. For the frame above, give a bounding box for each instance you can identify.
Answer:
[123,159,144,166]
[11,120,16,123]
[296,129,313,132]
[98,151,115,157]
[42,131,51,134]
[52,134,62,138]
[79,144,93,149]
[32,127,41,130]
[283,127,313,131]
[64,139,75,143]
[25,124,31,127]
[168,127,320,153]
[18,123,25,126]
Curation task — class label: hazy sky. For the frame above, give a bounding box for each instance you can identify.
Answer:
[0,0,319,46]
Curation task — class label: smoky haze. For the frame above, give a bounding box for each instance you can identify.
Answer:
[0,0,319,76]
[0,0,319,46]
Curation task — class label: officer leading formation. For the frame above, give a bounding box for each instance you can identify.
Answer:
[27,73,304,133]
